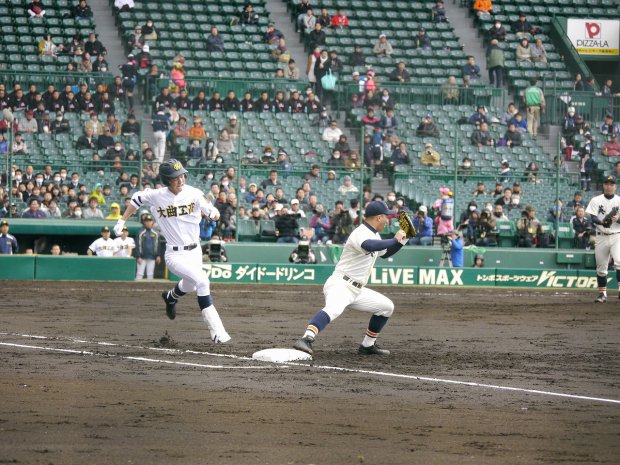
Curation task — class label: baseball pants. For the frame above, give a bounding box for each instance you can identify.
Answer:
[165,246,210,296]
[136,258,156,280]
[594,233,620,275]
[153,130,167,163]
[321,273,394,322]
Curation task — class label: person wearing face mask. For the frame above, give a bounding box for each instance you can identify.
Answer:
[459,200,478,225]
[105,142,126,160]
[488,19,506,42]
[51,112,70,134]
[327,149,344,167]
[507,193,523,213]
[409,205,433,246]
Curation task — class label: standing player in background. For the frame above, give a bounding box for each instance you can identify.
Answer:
[114,225,135,257]
[0,220,19,254]
[586,175,620,303]
[294,200,408,356]
[113,159,231,343]
[135,214,162,280]
[87,226,118,256]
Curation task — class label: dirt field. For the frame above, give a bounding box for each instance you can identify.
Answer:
[0,282,618,465]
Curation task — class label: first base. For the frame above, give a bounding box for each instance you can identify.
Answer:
[252,348,312,363]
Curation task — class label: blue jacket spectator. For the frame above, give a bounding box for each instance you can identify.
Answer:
[409,206,433,246]
[391,143,410,165]
[449,230,464,267]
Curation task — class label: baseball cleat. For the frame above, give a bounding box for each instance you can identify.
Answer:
[211,330,231,344]
[594,293,607,303]
[161,291,177,320]
[358,344,390,356]
[294,336,314,355]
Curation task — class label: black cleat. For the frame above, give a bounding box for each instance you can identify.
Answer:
[161,291,177,320]
[294,336,314,355]
[595,293,607,304]
[358,344,390,356]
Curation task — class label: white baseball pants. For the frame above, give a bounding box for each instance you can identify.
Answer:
[594,232,620,275]
[322,273,394,322]
[165,246,210,296]
[136,258,156,280]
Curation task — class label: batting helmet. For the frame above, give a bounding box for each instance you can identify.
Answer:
[159,159,188,186]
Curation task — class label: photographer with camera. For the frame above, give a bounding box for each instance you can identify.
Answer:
[203,233,228,263]
[289,236,317,264]
[409,205,434,246]
[572,205,593,249]
[516,205,542,247]
[475,210,498,246]
[275,206,300,243]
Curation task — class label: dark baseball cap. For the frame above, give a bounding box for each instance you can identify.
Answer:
[0,220,8,227]
[144,214,154,221]
[365,200,395,217]
[604,175,616,185]
[101,226,110,232]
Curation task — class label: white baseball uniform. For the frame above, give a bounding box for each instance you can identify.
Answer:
[114,236,135,257]
[129,185,229,341]
[88,237,118,257]
[586,193,620,275]
[321,223,394,322]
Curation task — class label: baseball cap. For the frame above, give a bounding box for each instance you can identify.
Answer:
[365,200,395,217]
[101,226,110,232]
[379,33,386,38]
[0,220,8,226]
[604,175,617,184]
[230,114,237,120]
[525,205,536,212]
[121,226,128,231]
[425,143,432,148]
[419,205,427,213]
[290,198,299,205]
[144,214,154,221]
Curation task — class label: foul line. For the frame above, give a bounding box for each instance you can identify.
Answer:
[1,332,619,405]
[0,342,277,371]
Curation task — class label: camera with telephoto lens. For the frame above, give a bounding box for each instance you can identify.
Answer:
[440,234,451,252]
[296,238,310,263]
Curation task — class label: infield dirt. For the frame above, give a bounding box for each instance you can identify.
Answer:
[0,282,618,465]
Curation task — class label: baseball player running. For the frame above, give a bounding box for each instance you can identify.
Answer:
[114,159,231,343]
[294,200,408,356]
[586,175,620,303]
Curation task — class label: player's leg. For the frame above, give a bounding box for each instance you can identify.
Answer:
[135,258,147,280]
[594,235,611,303]
[162,251,198,319]
[609,235,620,300]
[294,276,356,354]
[185,247,231,343]
[145,259,156,279]
[348,288,394,355]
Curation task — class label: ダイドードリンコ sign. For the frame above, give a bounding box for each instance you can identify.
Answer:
[566,18,619,56]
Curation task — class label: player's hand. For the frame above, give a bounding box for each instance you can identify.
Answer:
[208,210,220,221]
[113,219,125,237]
[156,256,161,265]
[613,214,619,224]
[394,229,407,242]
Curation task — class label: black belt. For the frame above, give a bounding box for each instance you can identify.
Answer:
[171,243,198,251]
[597,231,620,236]
[343,275,363,289]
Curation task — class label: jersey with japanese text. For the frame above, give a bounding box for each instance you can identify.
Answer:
[88,237,118,257]
[585,193,620,234]
[114,236,135,257]
[130,185,218,247]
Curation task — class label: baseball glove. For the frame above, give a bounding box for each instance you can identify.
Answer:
[398,211,416,238]
[602,206,619,228]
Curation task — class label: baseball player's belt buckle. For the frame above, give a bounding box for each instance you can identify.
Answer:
[171,243,198,251]
[343,275,363,289]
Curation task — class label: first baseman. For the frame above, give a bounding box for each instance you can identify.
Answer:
[114,159,231,343]
[585,175,620,303]
[294,200,408,356]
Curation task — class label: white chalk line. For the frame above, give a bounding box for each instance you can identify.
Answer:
[0,332,619,405]
[0,342,278,371]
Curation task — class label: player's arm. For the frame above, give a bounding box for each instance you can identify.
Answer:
[197,192,220,221]
[362,230,407,259]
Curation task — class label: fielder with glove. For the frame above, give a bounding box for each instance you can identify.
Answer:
[294,200,408,357]
[586,175,620,303]
[114,159,231,343]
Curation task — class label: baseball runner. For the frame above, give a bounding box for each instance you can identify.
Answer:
[87,226,118,256]
[114,225,135,257]
[113,159,231,343]
[585,175,620,303]
[294,200,411,356]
